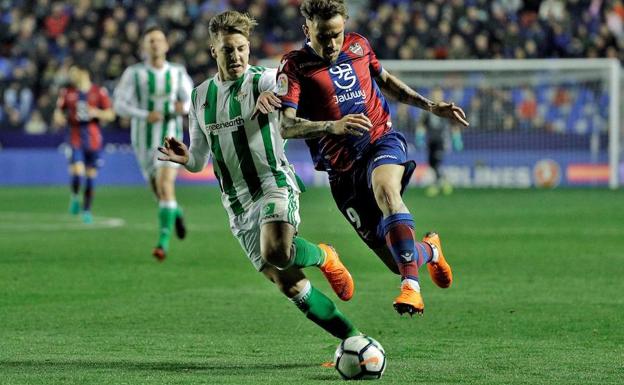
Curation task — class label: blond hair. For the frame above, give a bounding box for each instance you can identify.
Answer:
[208,11,258,43]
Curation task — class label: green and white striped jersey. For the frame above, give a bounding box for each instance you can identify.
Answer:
[185,66,298,218]
[113,61,193,151]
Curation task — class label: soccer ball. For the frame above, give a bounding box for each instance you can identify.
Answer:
[334,335,386,380]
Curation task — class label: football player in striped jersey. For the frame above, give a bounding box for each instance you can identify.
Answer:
[158,10,361,341]
[113,26,193,261]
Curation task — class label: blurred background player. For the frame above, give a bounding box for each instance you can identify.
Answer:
[113,26,194,261]
[416,86,464,197]
[277,0,469,315]
[53,63,114,223]
[158,10,360,341]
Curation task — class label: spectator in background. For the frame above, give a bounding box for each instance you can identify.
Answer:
[24,110,48,135]
[1,0,624,132]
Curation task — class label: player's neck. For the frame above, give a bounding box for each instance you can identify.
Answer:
[149,57,166,69]
[78,80,91,92]
[217,68,245,83]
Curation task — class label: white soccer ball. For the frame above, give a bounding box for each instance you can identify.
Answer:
[334,335,386,380]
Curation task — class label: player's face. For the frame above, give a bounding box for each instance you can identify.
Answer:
[211,33,250,81]
[143,30,169,60]
[68,66,87,86]
[304,15,346,63]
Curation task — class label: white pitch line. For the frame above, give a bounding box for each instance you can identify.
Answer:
[0,212,126,231]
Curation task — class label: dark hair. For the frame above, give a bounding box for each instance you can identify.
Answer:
[70,60,89,72]
[209,11,258,43]
[142,25,166,39]
[300,0,348,21]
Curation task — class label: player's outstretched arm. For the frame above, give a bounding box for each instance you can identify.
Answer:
[251,91,282,119]
[158,137,189,165]
[280,107,372,139]
[375,70,469,127]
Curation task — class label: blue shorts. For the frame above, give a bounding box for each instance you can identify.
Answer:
[329,131,416,249]
[69,147,100,169]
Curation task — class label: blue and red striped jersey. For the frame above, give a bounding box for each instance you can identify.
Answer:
[57,85,111,151]
[277,32,392,173]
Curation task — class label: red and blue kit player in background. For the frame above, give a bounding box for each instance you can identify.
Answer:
[53,63,115,223]
[277,0,469,316]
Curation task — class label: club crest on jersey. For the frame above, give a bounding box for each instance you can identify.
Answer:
[349,42,363,56]
[235,90,248,102]
[275,73,288,96]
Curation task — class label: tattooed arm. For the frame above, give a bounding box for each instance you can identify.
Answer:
[279,107,373,139]
[375,69,469,126]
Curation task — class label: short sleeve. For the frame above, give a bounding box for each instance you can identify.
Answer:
[57,88,67,110]
[258,68,277,93]
[366,38,383,77]
[276,56,301,110]
[99,87,112,109]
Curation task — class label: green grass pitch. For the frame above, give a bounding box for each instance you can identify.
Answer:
[1,186,623,384]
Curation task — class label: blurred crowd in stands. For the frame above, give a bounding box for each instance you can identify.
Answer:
[0,0,622,135]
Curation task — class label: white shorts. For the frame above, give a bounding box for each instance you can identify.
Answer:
[134,148,180,180]
[231,187,300,271]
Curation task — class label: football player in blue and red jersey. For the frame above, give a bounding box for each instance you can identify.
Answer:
[54,63,115,223]
[277,0,469,316]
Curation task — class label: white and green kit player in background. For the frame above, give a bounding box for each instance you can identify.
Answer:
[158,10,361,341]
[113,26,194,261]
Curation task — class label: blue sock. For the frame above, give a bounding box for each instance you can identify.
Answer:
[71,175,81,195]
[381,213,433,285]
[84,177,94,211]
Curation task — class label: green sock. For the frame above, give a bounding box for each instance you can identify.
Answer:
[158,206,176,250]
[292,282,359,340]
[292,237,325,268]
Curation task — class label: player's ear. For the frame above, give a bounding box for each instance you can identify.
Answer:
[210,45,217,59]
[302,24,310,39]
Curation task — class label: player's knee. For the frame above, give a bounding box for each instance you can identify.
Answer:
[86,168,97,178]
[277,277,306,298]
[373,184,403,214]
[261,241,291,268]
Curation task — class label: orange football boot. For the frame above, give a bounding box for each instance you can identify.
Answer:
[152,246,166,262]
[423,232,453,288]
[393,282,424,315]
[318,243,354,301]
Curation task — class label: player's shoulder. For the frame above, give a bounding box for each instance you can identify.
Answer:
[167,62,188,72]
[248,65,270,74]
[279,47,311,66]
[122,62,146,76]
[191,77,216,103]
[278,47,322,75]
[343,32,373,53]
[92,84,109,95]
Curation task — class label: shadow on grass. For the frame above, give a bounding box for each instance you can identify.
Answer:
[0,359,321,373]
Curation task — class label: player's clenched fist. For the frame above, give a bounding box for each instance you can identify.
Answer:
[329,114,372,137]
[158,136,189,165]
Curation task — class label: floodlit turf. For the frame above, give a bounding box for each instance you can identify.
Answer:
[1,186,623,384]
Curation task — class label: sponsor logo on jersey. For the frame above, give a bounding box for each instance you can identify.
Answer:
[373,154,398,163]
[275,73,288,96]
[329,63,357,90]
[333,89,367,104]
[206,116,244,133]
[349,42,363,56]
